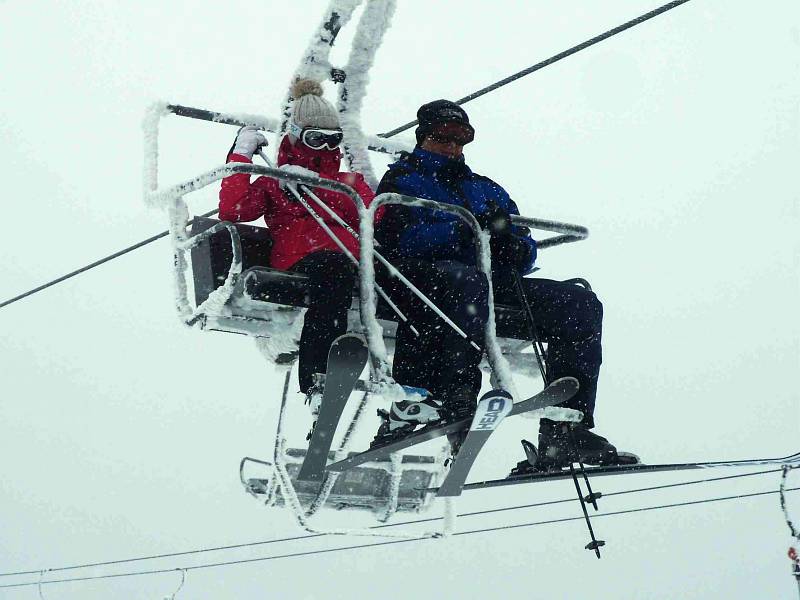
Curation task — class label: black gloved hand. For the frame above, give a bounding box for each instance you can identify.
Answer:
[492,234,532,270]
[475,204,513,237]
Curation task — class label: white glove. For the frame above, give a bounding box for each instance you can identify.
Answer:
[231,126,267,158]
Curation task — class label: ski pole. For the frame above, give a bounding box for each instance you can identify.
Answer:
[514,269,601,518]
[292,186,421,337]
[260,151,479,351]
[296,183,381,248]
[512,270,548,382]
[284,183,417,334]
[514,270,602,510]
[297,185,484,349]
[255,150,417,335]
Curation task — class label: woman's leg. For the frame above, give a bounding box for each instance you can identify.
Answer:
[291,251,356,393]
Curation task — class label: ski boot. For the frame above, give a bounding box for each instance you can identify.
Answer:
[371,386,442,447]
[509,419,639,475]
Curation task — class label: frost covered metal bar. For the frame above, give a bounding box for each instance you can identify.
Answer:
[168,104,280,131]
[277,0,362,143]
[364,193,518,399]
[146,164,358,327]
[145,163,356,210]
[511,215,589,249]
[268,365,440,536]
[164,103,412,156]
[296,184,419,336]
[178,221,242,325]
[336,0,397,189]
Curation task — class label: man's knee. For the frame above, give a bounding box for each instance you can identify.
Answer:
[568,288,603,339]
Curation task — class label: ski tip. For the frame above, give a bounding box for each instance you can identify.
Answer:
[478,388,514,402]
[521,439,538,465]
[551,376,580,392]
[334,333,367,346]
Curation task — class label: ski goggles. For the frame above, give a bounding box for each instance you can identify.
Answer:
[427,121,475,145]
[290,122,344,150]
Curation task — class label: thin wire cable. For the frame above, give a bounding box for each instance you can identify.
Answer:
[379,0,692,138]
[2,486,797,590]
[1,0,693,311]
[0,209,219,309]
[0,468,783,578]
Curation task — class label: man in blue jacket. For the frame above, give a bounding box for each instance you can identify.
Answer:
[375,100,631,472]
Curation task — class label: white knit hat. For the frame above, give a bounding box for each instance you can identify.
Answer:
[290,79,340,130]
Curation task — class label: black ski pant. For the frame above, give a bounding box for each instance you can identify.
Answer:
[290,251,356,394]
[379,259,489,407]
[492,269,603,429]
[382,259,603,427]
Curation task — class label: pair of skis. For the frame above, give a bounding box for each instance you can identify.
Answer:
[451,450,800,492]
[296,334,581,498]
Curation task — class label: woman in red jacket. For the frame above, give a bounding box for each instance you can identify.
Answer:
[219,79,376,413]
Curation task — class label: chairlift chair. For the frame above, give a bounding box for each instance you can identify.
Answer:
[143,0,589,525]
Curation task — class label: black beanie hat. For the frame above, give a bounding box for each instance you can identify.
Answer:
[415,99,475,144]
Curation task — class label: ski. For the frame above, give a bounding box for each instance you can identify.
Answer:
[326,376,580,474]
[296,334,369,482]
[451,450,800,492]
[436,389,514,497]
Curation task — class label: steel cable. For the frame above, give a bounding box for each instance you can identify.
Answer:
[1,485,796,590]
[1,0,693,309]
[0,468,786,579]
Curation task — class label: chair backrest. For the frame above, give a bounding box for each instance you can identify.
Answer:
[189,216,536,340]
[190,217,272,307]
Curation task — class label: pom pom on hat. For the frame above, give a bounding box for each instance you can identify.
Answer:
[290,78,340,130]
[291,78,324,98]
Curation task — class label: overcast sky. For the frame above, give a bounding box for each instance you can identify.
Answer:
[1,2,799,599]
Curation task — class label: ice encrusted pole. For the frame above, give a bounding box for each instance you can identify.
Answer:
[142,101,171,205]
[337,0,397,190]
[276,0,363,157]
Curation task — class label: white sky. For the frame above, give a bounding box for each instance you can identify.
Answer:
[1,1,799,599]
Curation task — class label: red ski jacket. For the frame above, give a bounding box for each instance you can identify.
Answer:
[219,136,378,270]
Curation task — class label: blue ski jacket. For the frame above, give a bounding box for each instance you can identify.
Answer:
[375,147,537,273]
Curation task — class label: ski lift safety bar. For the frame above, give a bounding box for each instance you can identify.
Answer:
[152,162,589,396]
[157,104,587,246]
[166,104,411,156]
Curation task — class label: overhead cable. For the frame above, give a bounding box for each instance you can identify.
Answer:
[379,0,692,138]
[0,467,780,578]
[0,209,218,309]
[2,484,796,590]
[1,0,691,310]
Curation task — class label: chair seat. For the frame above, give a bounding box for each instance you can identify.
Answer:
[190,217,531,340]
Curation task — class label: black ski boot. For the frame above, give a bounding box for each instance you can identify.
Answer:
[509,419,638,475]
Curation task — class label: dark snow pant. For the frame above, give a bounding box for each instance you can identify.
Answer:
[492,269,603,428]
[380,259,489,406]
[383,258,603,427]
[290,251,356,394]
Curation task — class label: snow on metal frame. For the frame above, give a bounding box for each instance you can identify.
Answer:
[337,0,398,190]
[363,192,521,400]
[144,160,590,398]
[148,163,443,528]
[270,365,445,538]
[276,0,362,150]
